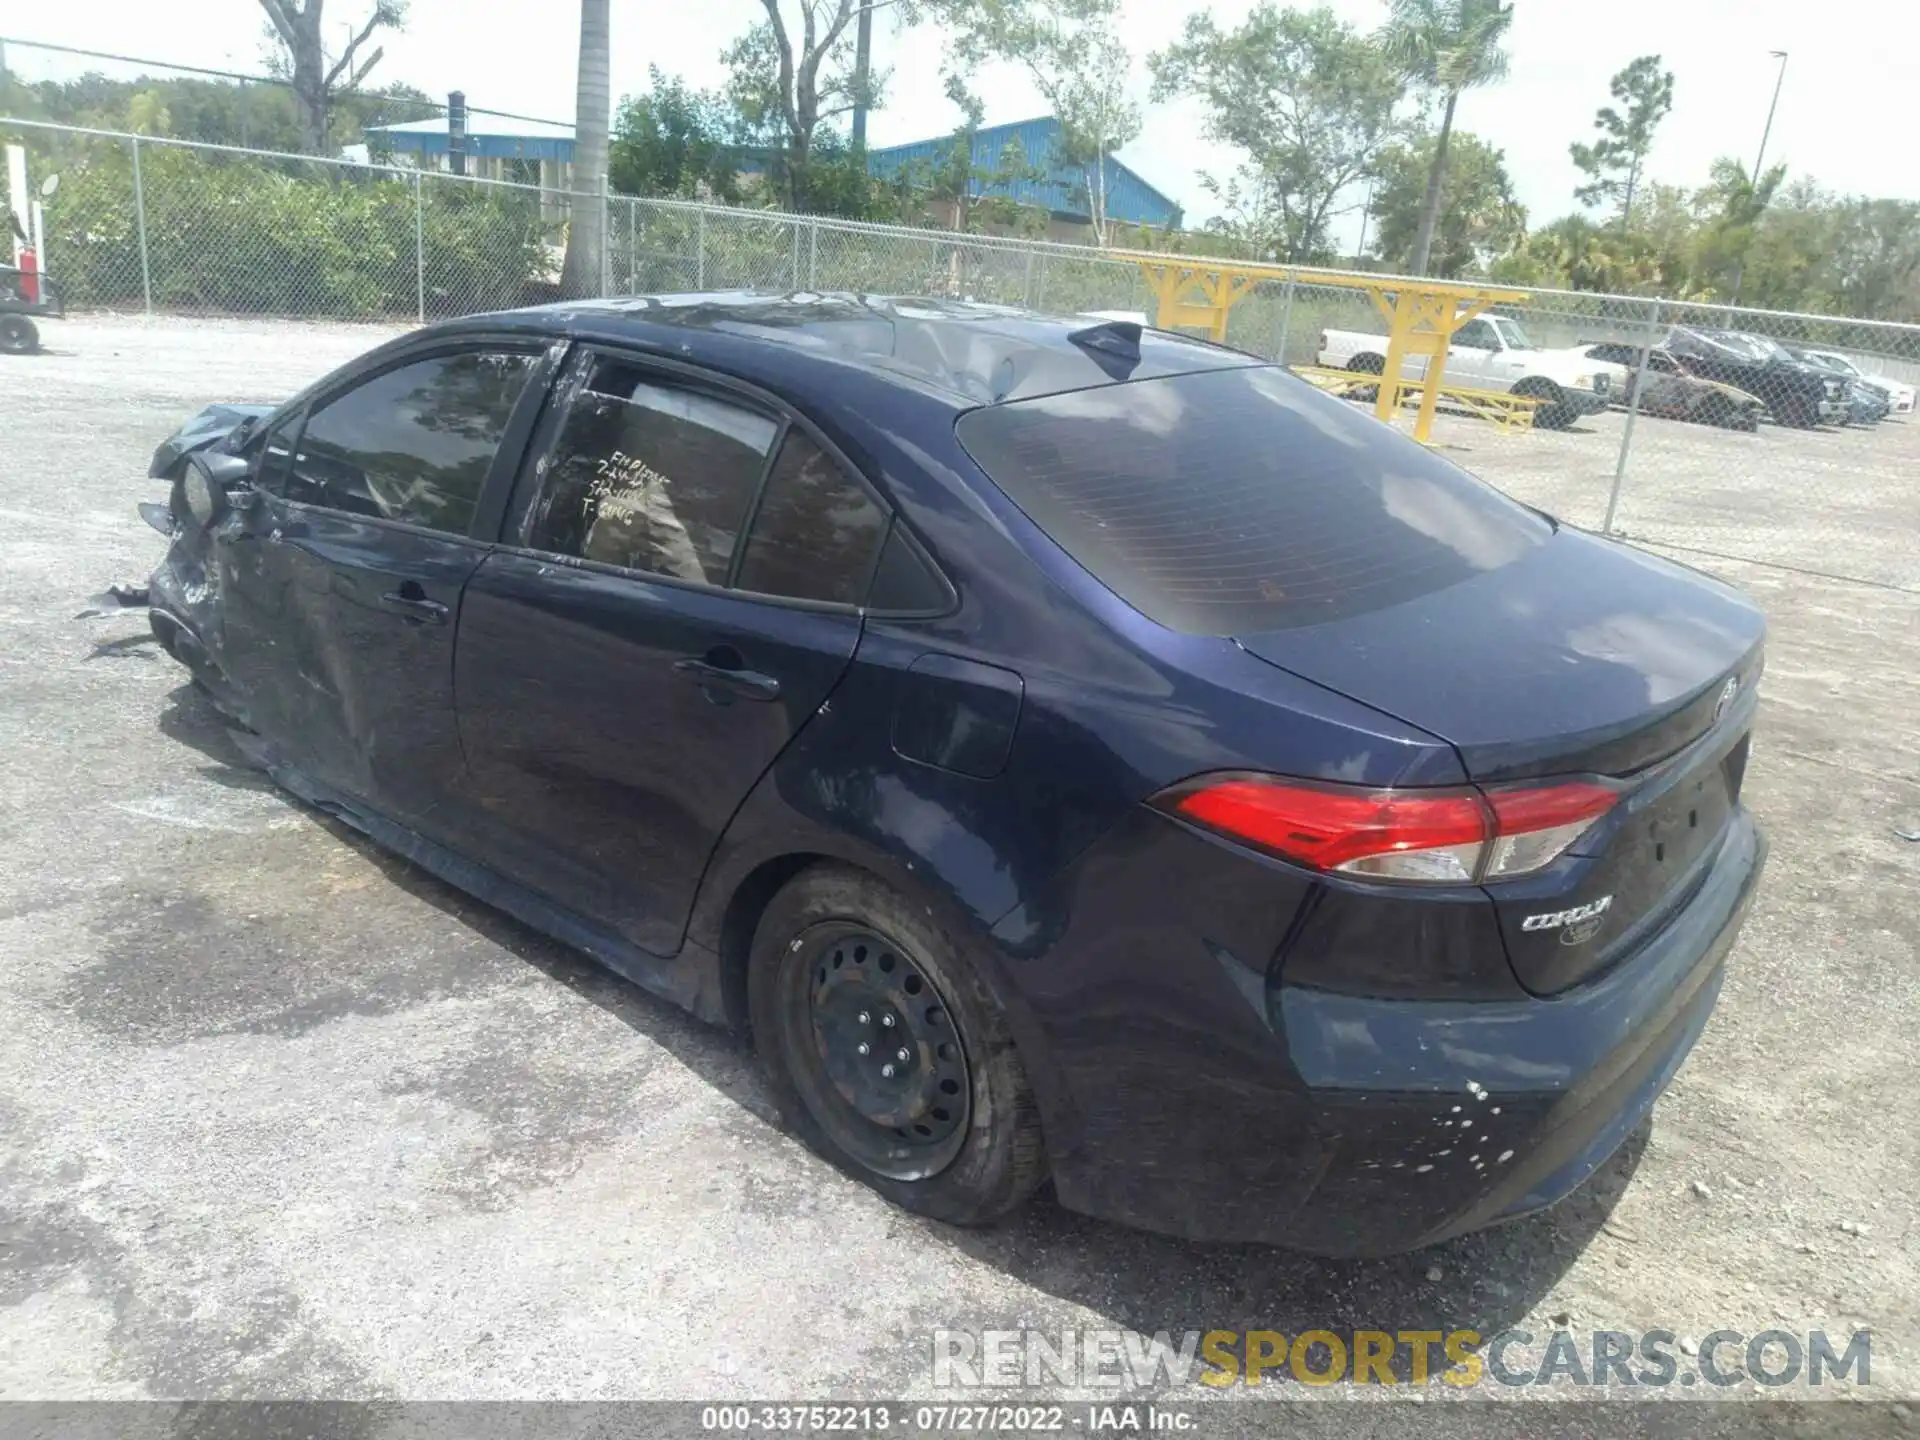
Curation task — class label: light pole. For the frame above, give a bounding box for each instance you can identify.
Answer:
[1730,51,1787,308]
[851,1,874,151]
[1752,50,1789,180]
[1354,176,1377,265]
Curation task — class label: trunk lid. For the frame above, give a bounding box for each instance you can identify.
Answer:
[1237,528,1765,993]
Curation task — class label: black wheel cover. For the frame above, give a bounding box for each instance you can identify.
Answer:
[775,921,973,1181]
[0,314,37,354]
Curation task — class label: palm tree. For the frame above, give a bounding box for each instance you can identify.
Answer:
[1704,158,1785,305]
[560,0,611,298]
[1377,0,1514,277]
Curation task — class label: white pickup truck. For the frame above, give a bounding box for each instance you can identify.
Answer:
[1317,314,1626,429]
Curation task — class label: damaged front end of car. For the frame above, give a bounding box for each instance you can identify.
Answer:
[143,403,275,716]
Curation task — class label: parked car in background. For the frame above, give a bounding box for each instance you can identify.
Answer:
[1665,328,1846,428]
[1788,347,1894,424]
[1799,350,1914,415]
[1774,343,1883,425]
[1574,342,1765,432]
[1319,314,1622,429]
[141,293,1769,1258]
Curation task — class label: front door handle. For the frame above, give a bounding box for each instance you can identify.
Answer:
[673,656,782,703]
[380,588,449,625]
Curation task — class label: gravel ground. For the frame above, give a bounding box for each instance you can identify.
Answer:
[1388,390,1920,593]
[1,316,1916,1416]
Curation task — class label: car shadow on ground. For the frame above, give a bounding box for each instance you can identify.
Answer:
[938,1131,1643,1374]
[158,678,1641,1379]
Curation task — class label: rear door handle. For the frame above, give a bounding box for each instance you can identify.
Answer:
[673,657,782,702]
[380,589,449,625]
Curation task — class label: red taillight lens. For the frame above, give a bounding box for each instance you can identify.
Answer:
[1157,774,1618,884]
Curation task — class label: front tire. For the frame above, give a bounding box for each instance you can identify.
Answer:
[1516,378,1573,429]
[0,314,38,354]
[748,864,1048,1226]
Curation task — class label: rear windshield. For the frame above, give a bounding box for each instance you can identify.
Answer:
[954,366,1549,635]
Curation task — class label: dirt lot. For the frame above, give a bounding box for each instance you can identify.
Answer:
[1419,398,1920,593]
[1,317,1916,1415]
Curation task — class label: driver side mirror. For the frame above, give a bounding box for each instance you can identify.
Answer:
[182,450,254,529]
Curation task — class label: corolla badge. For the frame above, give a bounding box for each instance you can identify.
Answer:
[1521,895,1612,947]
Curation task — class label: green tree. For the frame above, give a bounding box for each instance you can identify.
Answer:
[1149,4,1405,264]
[1826,198,1920,321]
[898,76,1048,233]
[1191,171,1303,263]
[1010,3,1137,245]
[1,65,433,152]
[930,0,1137,244]
[1693,156,1785,302]
[785,130,902,219]
[724,1,877,213]
[1370,130,1523,276]
[560,0,611,298]
[1491,213,1644,291]
[1570,55,1673,225]
[1376,0,1514,276]
[610,69,742,202]
[257,0,407,152]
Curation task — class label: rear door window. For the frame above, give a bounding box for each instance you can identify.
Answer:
[524,357,778,586]
[955,366,1549,636]
[287,350,537,534]
[733,431,888,605]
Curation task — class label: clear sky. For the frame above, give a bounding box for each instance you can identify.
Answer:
[11,0,1915,247]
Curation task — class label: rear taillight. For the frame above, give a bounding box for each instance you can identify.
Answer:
[1480,781,1616,879]
[1155,774,1618,885]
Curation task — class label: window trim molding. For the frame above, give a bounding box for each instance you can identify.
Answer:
[485,539,872,619]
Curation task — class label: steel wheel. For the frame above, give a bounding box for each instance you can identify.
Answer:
[784,922,972,1181]
[0,315,38,354]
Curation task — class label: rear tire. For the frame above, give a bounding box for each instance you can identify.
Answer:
[0,314,38,354]
[1347,353,1386,375]
[747,863,1048,1227]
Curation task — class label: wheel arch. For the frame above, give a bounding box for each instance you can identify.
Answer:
[716,850,836,1032]
[699,826,1081,1163]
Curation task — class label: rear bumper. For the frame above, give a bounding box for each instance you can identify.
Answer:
[1020,809,1766,1256]
[1560,387,1613,416]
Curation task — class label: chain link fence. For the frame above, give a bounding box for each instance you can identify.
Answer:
[8,118,1919,592]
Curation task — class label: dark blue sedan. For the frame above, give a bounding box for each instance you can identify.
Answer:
[145,294,1767,1256]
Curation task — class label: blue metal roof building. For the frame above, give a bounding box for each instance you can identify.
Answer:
[364,116,576,163]
[867,116,1182,229]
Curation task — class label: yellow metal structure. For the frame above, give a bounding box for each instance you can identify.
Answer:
[1289,366,1544,433]
[1118,251,1530,444]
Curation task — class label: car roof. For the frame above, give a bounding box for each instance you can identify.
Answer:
[441,291,1263,409]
